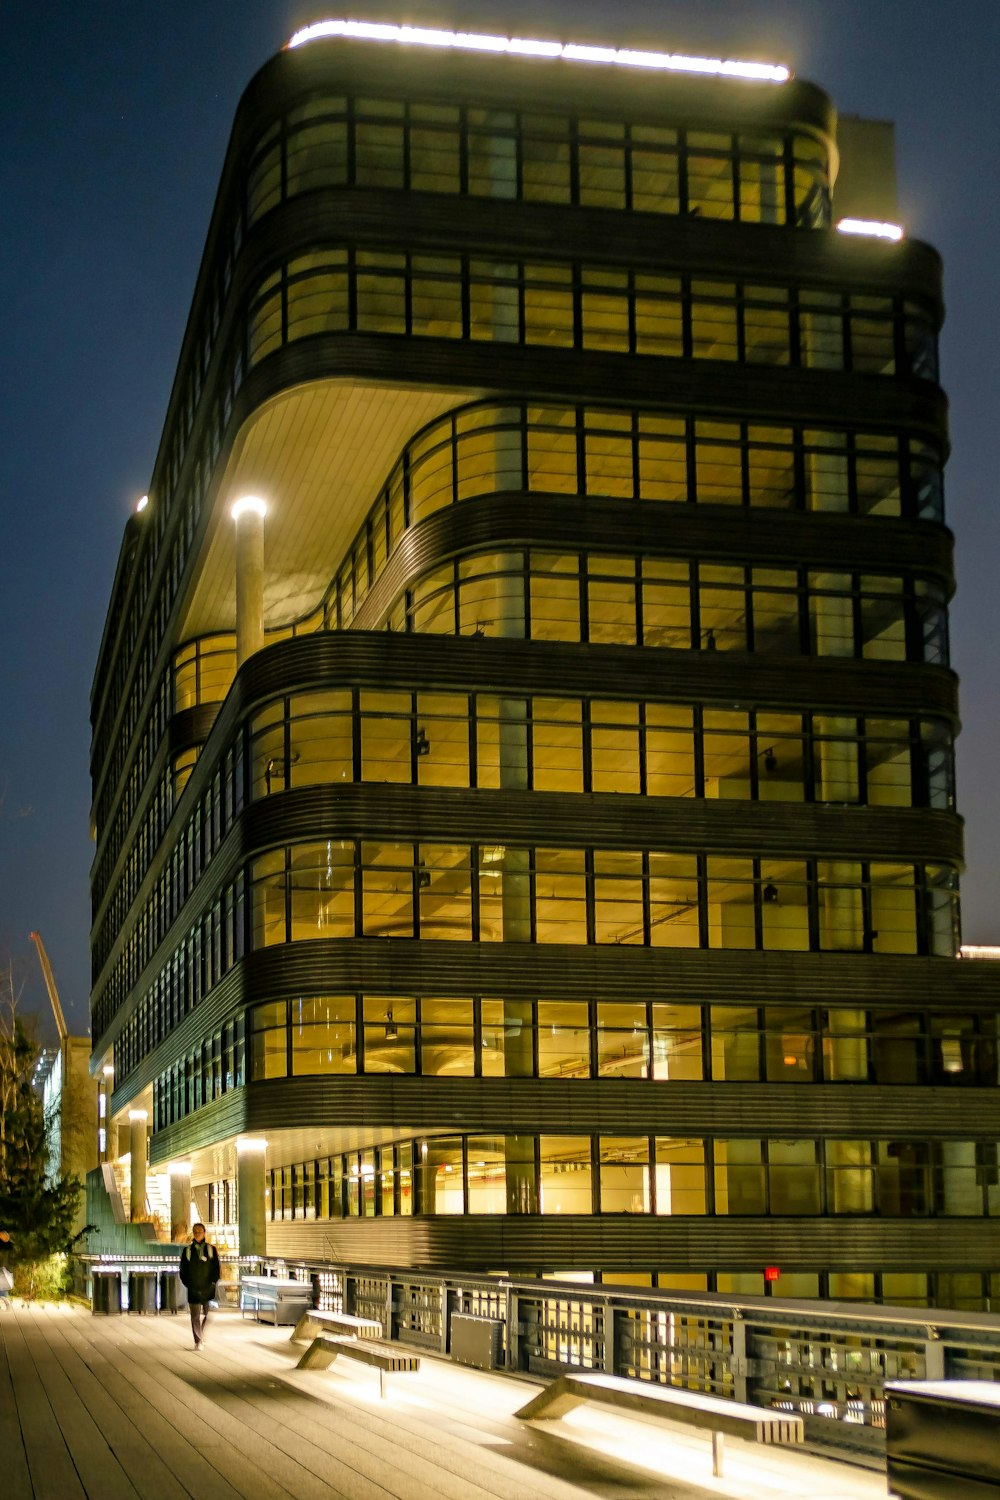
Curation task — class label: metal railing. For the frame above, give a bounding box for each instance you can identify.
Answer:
[73,1253,1000,1457]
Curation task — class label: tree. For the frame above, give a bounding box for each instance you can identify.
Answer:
[0,958,80,1296]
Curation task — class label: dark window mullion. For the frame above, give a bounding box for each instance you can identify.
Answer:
[846,433,860,517]
[678,131,690,214]
[585,848,596,946]
[687,415,698,505]
[468,692,478,790]
[681,274,693,359]
[856,715,870,805]
[458,109,469,194]
[642,851,651,946]
[353,839,363,939]
[696,853,708,948]
[355,993,365,1075]
[285,997,293,1080]
[797,567,810,657]
[752,859,764,951]
[806,858,820,951]
[346,100,357,185]
[782,137,796,226]
[690,561,702,652]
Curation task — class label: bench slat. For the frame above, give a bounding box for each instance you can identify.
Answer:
[516,1372,803,1446]
[296,1335,420,1374]
[289,1309,383,1346]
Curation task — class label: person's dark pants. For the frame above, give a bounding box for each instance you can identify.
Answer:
[189,1300,210,1346]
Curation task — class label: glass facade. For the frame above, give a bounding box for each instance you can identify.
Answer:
[245,95,831,228]
[262,1131,1000,1221]
[90,38,1000,1306]
[248,249,937,379]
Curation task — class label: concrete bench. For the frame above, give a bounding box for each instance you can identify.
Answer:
[240,1276,312,1326]
[289,1308,383,1346]
[516,1371,804,1478]
[296,1334,421,1397]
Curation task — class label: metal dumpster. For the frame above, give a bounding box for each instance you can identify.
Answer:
[128,1270,158,1314]
[159,1268,186,1312]
[91,1269,122,1315]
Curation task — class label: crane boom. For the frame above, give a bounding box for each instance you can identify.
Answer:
[29,931,68,1043]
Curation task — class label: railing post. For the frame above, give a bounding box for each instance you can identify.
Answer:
[441,1283,453,1354]
[385,1275,394,1339]
[731,1312,749,1404]
[506,1285,519,1370]
[924,1328,945,1382]
[344,1274,356,1315]
[601,1298,616,1374]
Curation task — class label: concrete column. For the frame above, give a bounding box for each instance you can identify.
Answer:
[231,496,266,666]
[128,1110,148,1222]
[168,1161,193,1242]
[100,1066,115,1163]
[237,1137,267,1257]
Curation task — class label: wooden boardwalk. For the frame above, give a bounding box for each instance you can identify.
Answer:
[0,1302,884,1500]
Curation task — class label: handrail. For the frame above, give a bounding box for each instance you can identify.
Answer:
[74,1251,1000,1335]
[71,1252,1000,1457]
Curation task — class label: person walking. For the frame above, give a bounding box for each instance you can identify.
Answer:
[178,1222,220,1350]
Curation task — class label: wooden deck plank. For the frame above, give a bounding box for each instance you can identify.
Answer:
[107,1306,537,1500]
[37,1308,194,1500]
[110,1312,439,1500]
[70,1309,353,1500]
[2,1310,88,1499]
[18,1309,142,1500]
[174,1317,594,1500]
[0,1313,35,1500]
[56,1311,248,1500]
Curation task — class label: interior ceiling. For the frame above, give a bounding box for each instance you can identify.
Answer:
[178,377,482,641]
[150,1123,429,1181]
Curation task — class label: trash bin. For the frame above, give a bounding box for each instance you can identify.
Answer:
[128,1270,158,1314]
[92,1269,122,1315]
[159,1269,186,1313]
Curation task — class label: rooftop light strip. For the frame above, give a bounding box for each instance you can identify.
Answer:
[836,217,904,241]
[286,19,791,83]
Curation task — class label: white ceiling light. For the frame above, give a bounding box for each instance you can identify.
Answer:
[231,495,268,521]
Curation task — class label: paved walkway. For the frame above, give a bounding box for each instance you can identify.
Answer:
[0,1301,886,1500]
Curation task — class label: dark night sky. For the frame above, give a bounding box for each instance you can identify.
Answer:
[2,2,999,1037]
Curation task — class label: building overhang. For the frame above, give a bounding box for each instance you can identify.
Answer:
[176,377,481,643]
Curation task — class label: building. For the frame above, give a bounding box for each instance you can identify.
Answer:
[88,20,1000,1307]
[39,1036,98,1234]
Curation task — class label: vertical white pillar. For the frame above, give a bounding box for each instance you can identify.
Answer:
[237,1137,267,1258]
[231,496,267,666]
[128,1110,148,1221]
[168,1161,193,1241]
[101,1065,115,1162]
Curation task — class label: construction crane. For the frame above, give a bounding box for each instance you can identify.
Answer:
[29,931,68,1043]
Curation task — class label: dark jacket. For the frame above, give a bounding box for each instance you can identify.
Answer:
[178,1240,221,1302]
